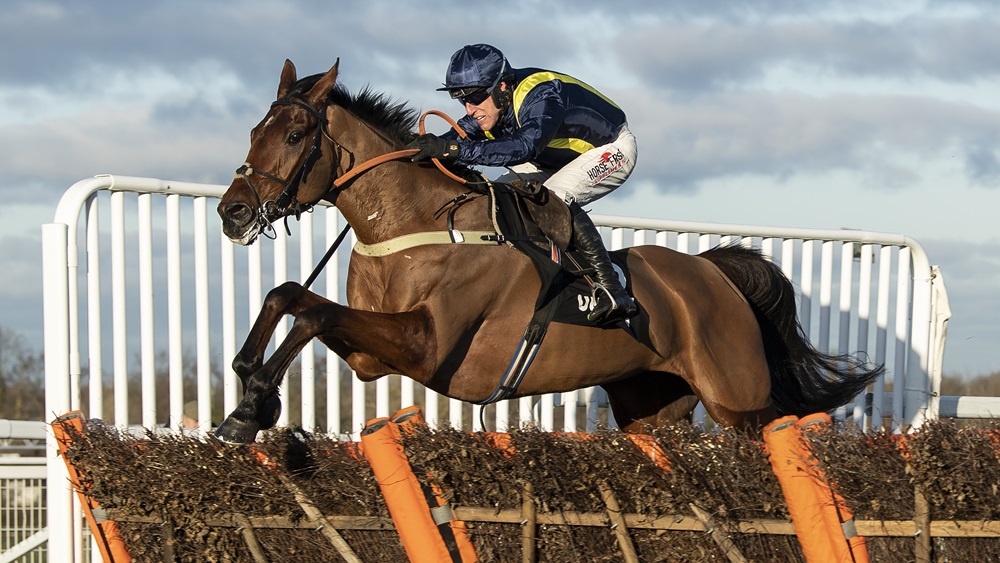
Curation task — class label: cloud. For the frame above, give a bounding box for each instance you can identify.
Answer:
[7,2,1000,200]
[617,17,1000,92]
[963,144,1000,187]
[0,101,248,202]
[921,237,1000,373]
[0,232,46,347]
[2,0,1000,376]
[618,88,1000,191]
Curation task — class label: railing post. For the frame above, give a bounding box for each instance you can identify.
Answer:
[904,245,937,430]
[43,222,75,563]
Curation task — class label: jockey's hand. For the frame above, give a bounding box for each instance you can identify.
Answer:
[406,134,460,162]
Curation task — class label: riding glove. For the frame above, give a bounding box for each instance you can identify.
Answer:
[406,134,460,162]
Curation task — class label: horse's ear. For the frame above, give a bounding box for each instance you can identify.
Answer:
[278,59,297,100]
[306,59,340,105]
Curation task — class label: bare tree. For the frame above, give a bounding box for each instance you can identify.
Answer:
[941,370,1000,397]
[0,327,44,420]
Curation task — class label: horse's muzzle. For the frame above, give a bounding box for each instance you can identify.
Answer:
[219,201,261,245]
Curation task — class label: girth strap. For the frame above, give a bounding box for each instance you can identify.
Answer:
[476,263,564,406]
[352,230,500,257]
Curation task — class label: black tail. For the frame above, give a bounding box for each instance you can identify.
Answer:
[700,244,884,417]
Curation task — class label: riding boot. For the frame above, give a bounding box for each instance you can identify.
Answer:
[569,202,638,324]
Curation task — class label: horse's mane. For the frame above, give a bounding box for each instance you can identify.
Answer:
[289,73,480,183]
[290,73,419,146]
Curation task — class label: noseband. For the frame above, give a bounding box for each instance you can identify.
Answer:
[234,94,352,238]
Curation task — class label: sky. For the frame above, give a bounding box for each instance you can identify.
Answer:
[1,0,999,377]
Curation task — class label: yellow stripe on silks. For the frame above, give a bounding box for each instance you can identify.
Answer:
[513,71,621,112]
[352,231,499,257]
[545,137,595,153]
[512,72,616,154]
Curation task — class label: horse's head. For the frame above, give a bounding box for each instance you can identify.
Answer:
[219,59,342,245]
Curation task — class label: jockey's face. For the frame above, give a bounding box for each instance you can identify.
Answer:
[463,82,506,132]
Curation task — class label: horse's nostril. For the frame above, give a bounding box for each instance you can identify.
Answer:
[220,203,256,229]
[226,203,250,220]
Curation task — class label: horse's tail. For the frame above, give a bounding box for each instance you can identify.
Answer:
[700,244,884,417]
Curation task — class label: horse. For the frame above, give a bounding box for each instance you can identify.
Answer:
[214,59,883,443]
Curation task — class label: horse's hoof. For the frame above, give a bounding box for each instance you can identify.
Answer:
[258,394,283,430]
[215,416,260,444]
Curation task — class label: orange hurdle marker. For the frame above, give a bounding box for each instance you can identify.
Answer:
[765,414,870,563]
[624,433,672,473]
[389,406,478,563]
[361,409,477,563]
[765,415,836,563]
[52,411,132,563]
[795,413,870,563]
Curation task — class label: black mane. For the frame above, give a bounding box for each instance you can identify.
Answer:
[285,73,481,182]
[290,73,419,146]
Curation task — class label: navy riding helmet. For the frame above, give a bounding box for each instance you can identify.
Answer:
[437,44,512,101]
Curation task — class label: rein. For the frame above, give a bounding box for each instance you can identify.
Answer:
[234,94,464,238]
[330,148,418,187]
[418,110,469,185]
[235,94,571,408]
[234,98,485,285]
[324,108,472,187]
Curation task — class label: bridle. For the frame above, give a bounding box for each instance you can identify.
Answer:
[234,93,350,239]
[233,94,468,240]
[230,92,511,290]
[233,92,475,242]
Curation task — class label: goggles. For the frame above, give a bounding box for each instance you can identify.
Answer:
[449,87,492,107]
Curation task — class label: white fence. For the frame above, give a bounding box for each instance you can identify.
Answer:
[0,459,47,563]
[1,420,47,563]
[38,174,966,562]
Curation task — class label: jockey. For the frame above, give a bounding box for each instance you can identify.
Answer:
[408,43,638,324]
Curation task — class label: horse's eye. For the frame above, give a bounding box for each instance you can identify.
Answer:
[287,131,305,145]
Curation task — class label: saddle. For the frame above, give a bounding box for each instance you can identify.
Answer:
[484,180,633,328]
[462,180,636,405]
[432,176,636,405]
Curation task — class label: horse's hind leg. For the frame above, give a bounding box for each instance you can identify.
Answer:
[601,373,700,433]
[687,335,778,432]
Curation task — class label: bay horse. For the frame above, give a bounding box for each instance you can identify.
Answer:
[215,59,883,443]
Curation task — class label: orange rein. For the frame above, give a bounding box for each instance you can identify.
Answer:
[418,109,469,184]
[330,109,469,188]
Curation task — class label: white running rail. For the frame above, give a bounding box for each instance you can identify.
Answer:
[40,175,963,562]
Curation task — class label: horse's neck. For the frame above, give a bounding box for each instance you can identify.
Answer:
[334,159,464,245]
[330,113,478,245]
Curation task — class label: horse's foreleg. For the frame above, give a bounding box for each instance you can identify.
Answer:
[219,306,334,443]
[232,282,331,386]
[216,302,433,443]
[220,282,331,440]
